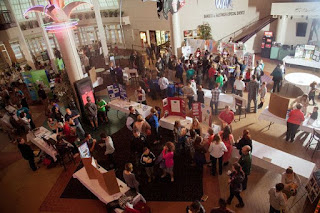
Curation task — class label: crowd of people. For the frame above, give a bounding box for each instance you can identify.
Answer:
[0,44,315,213]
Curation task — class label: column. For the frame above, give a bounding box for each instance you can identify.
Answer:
[4,0,35,69]
[92,0,109,63]
[3,41,16,64]
[171,12,182,56]
[54,28,84,85]
[77,30,83,47]
[276,15,288,45]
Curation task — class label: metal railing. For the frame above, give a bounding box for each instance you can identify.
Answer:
[218,15,272,42]
[0,10,16,30]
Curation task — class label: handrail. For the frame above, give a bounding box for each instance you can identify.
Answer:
[218,15,272,42]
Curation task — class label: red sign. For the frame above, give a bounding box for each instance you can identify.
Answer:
[192,102,202,122]
[264,31,273,37]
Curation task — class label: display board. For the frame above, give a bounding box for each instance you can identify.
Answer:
[21,69,50,101]
[162,97,186,118]
[107,84,127,101]
[192,102,202,122]
[201,103,212,126]
[244,52,255,69]
[306,169,320,203]
[269,93,289,119]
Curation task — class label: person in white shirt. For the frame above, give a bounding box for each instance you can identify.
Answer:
[269,183,287,213]
[126,106,140,131]
[134,86,147,105]
[100,133,116,169]
[158,75,169,99]
[208,134,227,176]
[182,82,196,110]
[234,76,245,97]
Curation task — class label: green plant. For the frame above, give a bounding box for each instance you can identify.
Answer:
[108,10,114,17]
[197,23,212,40]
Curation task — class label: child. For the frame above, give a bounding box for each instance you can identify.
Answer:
[309,81,317,106]
[161,142,175,182]
[258,82,267,109]
[140,147,156,182]
[17,137,38,171]
[310,106,319,120]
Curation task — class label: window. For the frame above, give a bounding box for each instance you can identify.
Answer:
[296,22,308,37]
[10,0,35,21]
[10,42,23,60]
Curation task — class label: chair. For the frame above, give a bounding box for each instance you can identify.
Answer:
[55,145,76,171]
[306,128,320,158]
[235,97,247,121]
[129,73,139,86]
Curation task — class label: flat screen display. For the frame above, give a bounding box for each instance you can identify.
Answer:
[78,142,91,158]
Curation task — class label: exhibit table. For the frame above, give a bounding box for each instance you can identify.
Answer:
[26,127,58,161]
[283,56,320,70]
[284,72,320,94]
[258,107,319,134]
[159,115,221,137]
[250,140,316,182]
[108,99,152,118]
[201,89,236,110]
[73,167,146,210]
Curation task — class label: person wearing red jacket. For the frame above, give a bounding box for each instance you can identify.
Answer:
[286,103,305,142]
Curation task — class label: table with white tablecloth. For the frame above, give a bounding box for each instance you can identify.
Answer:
[26,127,58,161]
[258,107,320,134]
[283,56,320,70]
[284,72,320,94]
[201,89,236,110]
[73,166,146,212]
[159,115,221,137]
[108,99,152,119]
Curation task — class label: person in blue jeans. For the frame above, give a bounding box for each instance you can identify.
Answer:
[147,108,160,144]
[65,108,85,138]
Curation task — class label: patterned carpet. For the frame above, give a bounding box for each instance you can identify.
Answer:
[60,126,204,202]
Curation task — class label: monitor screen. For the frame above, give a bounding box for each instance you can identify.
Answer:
[78,142,91,158]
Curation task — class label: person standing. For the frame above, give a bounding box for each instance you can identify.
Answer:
[37,84,48,116]
[247,75,260,113]
[175,59,184,84]
[218,105,234,128]
[197,85,205,104]
[269,183,287,213]
[270,64,283,93]
[156,57,164,75]
[133,115,151,137]
[135,86,147,105]
[227,163,245,208]
[161,142,175,182]
[186,65,195,81]
[238,145,252,191]
[17,137,38,171]
[16,103,35,129]
[182,82,196,110]
[115,65,123,85]
[140,147,156,183]
[210,198,235,213]
[158,74,169,99]
[219,126,234,166]
[258,82,267,109]
[147,108,160,144]
[216,72,224,90]
[85,96,98,130]
[126,106,140,131]
[146,44,153,65]
[97,97,109,124]
[208,134,228,176]
[208,63,216,90]
[290,94,309,115]
[234,76,245,97]
[65,108,85,138]
[286,103,305,142]
[100,133,116,169]
[123,163,140,192]
[211,83,220,116]
[309,81,317,106]
[235,129,252,155]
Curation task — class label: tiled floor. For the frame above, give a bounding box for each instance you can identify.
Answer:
[0,55,320,213]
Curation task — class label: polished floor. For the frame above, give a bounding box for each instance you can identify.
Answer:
[0,56,320,213]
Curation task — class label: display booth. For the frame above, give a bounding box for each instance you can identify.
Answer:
[162,97,186,118]
[107,83,128,101]
[74,77,95,116]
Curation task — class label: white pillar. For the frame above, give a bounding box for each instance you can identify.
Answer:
[276,15,288,45]
[4,0,35,69]
[171,12,182,56]
[54,29,83,85]
[31,0,58,72]
[92,0,109,63]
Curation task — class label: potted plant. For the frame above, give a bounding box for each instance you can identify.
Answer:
[114,10,119,17]
[108,10,114,17]
[197,23,212,40]
[54,71,77,110]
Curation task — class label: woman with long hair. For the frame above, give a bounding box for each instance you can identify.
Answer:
[208,134,227,176]
[227,162,245,208]
[191,117,201,136]
[235,129,252,155]
[193,136,206,168]
[219,125,234,166]
[161,142,175,182]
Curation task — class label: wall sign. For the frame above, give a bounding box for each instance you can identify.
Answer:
[215,0,233,9]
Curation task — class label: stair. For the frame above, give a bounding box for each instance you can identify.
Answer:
[234,16,277,43]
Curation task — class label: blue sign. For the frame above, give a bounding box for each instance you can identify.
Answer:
[215,0,232,9]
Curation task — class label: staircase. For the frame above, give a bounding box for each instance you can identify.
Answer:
[218,15,277,44]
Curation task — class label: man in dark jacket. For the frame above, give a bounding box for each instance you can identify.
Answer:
[238,145,252,190]
[17,137,38,171]
[85,96,98,130]
[271,64,283,93]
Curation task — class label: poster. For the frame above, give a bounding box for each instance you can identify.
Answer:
[81,91,95,105]
[192,102,202,122]
[171,99,181,113]
[182,46,192,59]
[244,52,255,69]
[184,30,193,38]
[201,103,212,126]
